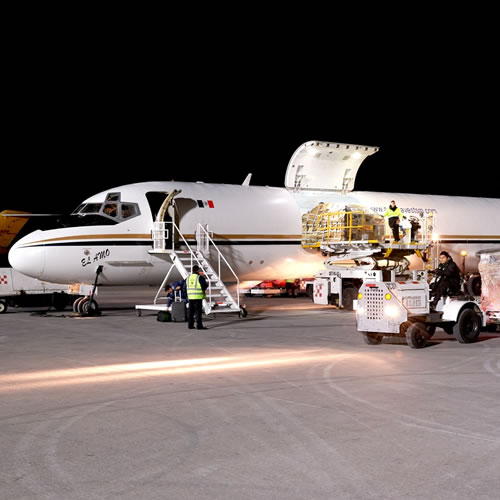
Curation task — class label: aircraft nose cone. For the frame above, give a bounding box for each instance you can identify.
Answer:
[8,232,46,279]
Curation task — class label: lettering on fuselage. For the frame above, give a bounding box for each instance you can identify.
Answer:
[369,206,438,215]
[81,249,110,267]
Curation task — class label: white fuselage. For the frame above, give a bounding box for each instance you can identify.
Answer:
[8,181,500,285]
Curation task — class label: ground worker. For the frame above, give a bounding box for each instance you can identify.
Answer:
[170,279,187,303]
[383,200,404,242]
[185,265,208,330]
[430,251,462,310]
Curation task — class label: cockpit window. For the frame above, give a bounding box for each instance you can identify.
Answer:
[103,203,118,217]
[73,204,86,213]
[71,193,140,223]
[81,203,103,214]
[121,203,138,219]
[106,192,121,202]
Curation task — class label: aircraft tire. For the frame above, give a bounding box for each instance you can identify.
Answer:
[80,297,99,316]
[73,297,84,313]
[77,297,88,314]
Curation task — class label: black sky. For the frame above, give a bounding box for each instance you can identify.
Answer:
[3,27,499,215]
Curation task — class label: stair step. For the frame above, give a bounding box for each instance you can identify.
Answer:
[164,234,240,316]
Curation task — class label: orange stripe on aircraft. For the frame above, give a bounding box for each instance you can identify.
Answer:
[20,233,500,248]
[20,234,152,246]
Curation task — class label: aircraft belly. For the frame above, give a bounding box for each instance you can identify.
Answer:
[215,244,323,281]
[41,245,168,285]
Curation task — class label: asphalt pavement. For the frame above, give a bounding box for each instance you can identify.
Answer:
[1,288,500,499]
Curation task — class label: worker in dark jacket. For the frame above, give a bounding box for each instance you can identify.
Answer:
[165,279,187,307]
[430,251,462,309]
[171,279,187,302]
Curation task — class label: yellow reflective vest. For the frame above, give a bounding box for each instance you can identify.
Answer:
[383,207,403,219]
[186,273,205,300]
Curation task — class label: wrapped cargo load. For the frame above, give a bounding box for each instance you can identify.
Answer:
[301,203,385,249]
[478,250,500,313]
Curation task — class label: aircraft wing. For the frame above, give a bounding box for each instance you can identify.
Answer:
[0,210,32,253]
[1,213,61,217]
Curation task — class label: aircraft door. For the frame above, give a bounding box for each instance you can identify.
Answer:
[147,190,182,248]
[160,189,182,247]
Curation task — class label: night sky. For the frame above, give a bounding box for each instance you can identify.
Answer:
[3,35,499,217]
[4,95,499,216]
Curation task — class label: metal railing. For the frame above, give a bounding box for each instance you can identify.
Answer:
[383,212,437,245]
[195,224,240,311]
[151,221,240,311]
[302,209,437,251]
[151,220,212,299]
[302,210,384,248]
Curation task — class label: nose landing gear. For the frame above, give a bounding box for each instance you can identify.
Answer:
[73,265,102,316]
[73,296,99,315]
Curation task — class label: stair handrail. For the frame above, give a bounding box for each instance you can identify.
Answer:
[151,220,241,312]
[153,220,214,304]
[196,223,240,311]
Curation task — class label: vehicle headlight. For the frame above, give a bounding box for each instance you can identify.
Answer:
[385,305,400,317]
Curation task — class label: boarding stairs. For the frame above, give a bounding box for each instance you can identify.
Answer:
[136,221,242,317]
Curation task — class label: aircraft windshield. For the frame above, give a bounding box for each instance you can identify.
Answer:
[80,203,102,214]
[71,193,140,223]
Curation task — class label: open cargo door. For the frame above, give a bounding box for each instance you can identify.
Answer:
[285,141,378,193]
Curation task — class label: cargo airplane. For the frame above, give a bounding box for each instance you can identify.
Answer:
[7,141,500,290]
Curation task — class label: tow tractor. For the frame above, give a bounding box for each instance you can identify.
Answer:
[355,270,500,348]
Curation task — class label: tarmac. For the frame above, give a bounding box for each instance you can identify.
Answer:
[1,287,500,500]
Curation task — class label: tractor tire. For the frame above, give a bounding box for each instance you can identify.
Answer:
[0,299,8,314]
[453,308,481,343]
[406,322,429,349]
[467,275,481,297]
